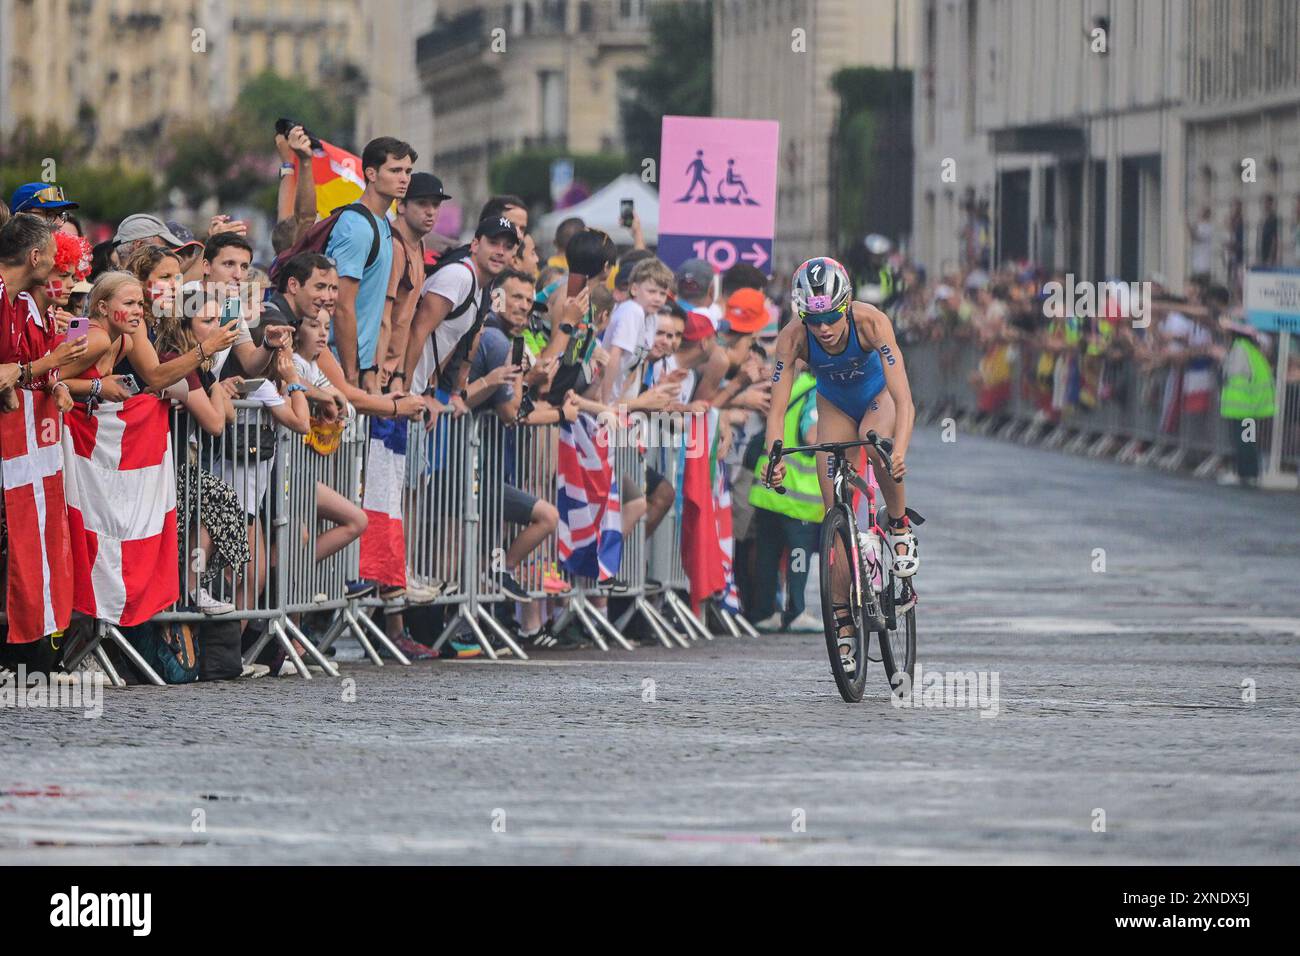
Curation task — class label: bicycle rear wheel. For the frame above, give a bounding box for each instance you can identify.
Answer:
[878,569,916,694]
[819,506,869,703]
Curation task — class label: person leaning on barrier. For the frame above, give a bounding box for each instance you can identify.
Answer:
[0,215,88,413]
[122,244,242,387]
[155,286,250,615]
[463,269,579,604]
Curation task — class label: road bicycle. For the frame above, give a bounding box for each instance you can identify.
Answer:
[766,431,918,703]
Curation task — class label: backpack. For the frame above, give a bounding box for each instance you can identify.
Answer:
[124,621,199,684]
[197,618,243,681]
[424,250,491,389]
[268,203,382,287]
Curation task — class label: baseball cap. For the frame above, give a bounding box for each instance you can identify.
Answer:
[407,172,452,202]
[165,220,203,254]
[474,215,520,245]
[724,288,767,334]
[114,213,184,248]
[682,310,716,343]
[675,258,713,299]
[10,182,79,214]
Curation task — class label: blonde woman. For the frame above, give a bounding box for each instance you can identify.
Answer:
[61,271,231,405]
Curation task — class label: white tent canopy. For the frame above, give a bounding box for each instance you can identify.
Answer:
[536,173,660,251]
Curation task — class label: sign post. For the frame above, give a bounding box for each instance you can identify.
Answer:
[1244,268,1300,489]
[656,116,779,276]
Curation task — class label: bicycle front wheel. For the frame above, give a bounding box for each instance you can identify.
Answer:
[878,569,916,694]
[819,506,869,703]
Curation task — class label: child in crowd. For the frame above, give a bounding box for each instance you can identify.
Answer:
[155,287,250,615]
[291,307,369,568]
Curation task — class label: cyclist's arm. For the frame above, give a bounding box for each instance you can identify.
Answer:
[857,302,915,459]
[764,320,803,450]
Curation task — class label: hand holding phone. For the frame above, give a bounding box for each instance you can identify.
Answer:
[117,375,141,396]
[220,297,242,326]
[620,199,634,228]
[234,377,266,395]
[66,317,90,342]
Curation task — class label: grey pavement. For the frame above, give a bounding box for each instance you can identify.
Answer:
[2,428,1298,864]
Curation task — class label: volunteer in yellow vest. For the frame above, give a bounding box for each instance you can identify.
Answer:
[748,371,824,632]
[1218,316,1275,487]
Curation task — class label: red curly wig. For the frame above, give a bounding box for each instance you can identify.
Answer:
[52,232,92,280]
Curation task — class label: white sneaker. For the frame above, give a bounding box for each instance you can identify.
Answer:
[240,663,270,679]
[194,587,234,616]
[753,611,784,632]
[787,610,823,632]
[1216,472,1241,486]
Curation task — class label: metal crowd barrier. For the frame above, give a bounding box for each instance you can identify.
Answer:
[902,338,1275,477]
[34,395,771,683]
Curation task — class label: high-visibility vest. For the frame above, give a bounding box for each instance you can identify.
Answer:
[750,373,825,522]
[1220,338,1275,420]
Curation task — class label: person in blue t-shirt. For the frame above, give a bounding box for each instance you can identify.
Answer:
[327,136,414,391]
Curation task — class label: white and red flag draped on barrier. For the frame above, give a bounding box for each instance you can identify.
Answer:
[712,450,741,615]
[557,412,622,581]
[0,389,73,643]
[680,409,727,611]
[359,416,406,588]
[61,394,178,626]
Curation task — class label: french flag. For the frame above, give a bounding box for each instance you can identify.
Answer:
[62,394,178,626]
[557,413,622,581]
[0,389,73,643]
[359,416,406,588]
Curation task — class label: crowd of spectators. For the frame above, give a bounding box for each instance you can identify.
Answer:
[886,256,1296,486]
[0,121,831,682]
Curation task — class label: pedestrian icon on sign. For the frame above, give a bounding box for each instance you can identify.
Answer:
[678,149,711,203]
[715,158,759,206]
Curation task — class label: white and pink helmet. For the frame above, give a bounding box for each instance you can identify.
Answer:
[791,257,852,318]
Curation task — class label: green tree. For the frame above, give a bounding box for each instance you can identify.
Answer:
[620,0,713,167]
[235,69,360,151]
[489,149,629,213]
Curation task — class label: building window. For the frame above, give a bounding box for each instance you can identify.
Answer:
[539,70,565,141]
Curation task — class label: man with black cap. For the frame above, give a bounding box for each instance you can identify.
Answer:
[379,172,451,392]
[8,183,79,227]
[403,215,518,416]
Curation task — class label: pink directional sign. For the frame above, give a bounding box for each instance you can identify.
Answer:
[658,115,780,273]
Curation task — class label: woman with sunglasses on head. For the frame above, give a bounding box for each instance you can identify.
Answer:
[760,256,919,577]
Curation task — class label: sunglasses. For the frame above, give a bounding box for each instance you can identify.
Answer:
[31,185,67,204]
[799,302,848,326]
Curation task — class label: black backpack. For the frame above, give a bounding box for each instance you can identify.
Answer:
[424,251,490,390]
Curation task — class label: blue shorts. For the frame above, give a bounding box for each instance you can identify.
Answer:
[818,369,886,424]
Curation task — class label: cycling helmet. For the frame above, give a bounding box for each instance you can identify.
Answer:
[792,257,852,319]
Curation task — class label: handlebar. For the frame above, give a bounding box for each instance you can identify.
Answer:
[764,431,900,494]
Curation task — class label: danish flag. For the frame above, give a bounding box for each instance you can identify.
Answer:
[61,394,178,626]
[0,389,73,643]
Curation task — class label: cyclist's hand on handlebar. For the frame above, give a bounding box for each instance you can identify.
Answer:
[763,458,786,488]
[889,450,907,481]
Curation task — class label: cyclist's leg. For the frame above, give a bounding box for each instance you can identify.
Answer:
[859,390,919,575]
[859,390,905,519]
[814,392,860,608]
